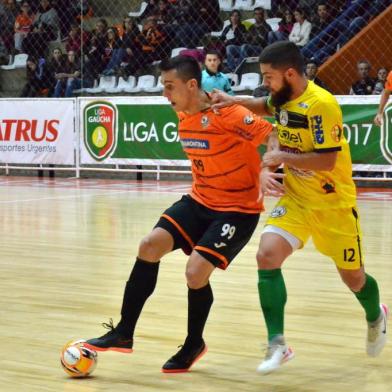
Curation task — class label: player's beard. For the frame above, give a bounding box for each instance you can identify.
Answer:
[270,77,293,107]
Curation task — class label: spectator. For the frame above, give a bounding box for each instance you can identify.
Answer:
[268,9,294,44]
[136,0,159,24]
[22,0,60,58]
[350,60,375,95]
[119,16,143,77]
[136,16,170,64]
[373,67,388,95]
[1,0,19,54]
[102,27,125,76]
[201,50,233,95]
[20,55,50,97]
[155,0,176,25]
[305,60,328,89]
[289,7,312,47]
[65,23,89,56]
[242,8,272,57]
[220,9,247,71]
[53,50,83,97]
[47,46,65,95]
[309,2,333,39]
[84,18,108,80]
[14,1,34,53]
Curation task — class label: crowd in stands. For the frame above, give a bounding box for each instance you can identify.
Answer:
[0,0,390,97]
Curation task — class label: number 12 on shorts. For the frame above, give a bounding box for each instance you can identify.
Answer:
[343,248,356,262]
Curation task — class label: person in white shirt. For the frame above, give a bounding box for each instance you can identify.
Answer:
[289,7,312,47]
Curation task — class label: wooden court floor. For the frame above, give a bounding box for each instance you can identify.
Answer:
[0,176,391,392]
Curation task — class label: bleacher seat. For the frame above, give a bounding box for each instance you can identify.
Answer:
[266,17,282,31]
[225,73,239,88]
[85,76,116,94]
[219,0,234,11]
[129,1,148,17]
[210,19,230,37]
[171,47,187,58]
[232,72,260,92]
[144,76,163,93]
[105,76,137,93]
[1,53,28,70]
[127,74,156,93]
[254,0,272,9]
[235,0,254,11]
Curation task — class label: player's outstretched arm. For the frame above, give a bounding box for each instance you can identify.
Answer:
[211,89,271,117]
[374,89,391,126]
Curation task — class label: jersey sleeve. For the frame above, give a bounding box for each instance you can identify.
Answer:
[385,71,392,91]
[221,104,273,147]
[307,100,344,152]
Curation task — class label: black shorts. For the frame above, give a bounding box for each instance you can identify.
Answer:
[155,195,260,269]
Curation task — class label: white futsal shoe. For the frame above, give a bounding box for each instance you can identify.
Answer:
[367,303,389,357]
[257,337,294,374]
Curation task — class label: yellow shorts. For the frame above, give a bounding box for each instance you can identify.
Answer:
[264,195,364,270]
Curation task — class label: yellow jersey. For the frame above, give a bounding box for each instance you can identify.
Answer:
[268,81,356,209]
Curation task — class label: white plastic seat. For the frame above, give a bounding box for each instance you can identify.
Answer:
[144,76,163,93]
[235,0,254,11]
[85,76,116,94]
[254,0,272,9]
[105,76,137,93]
[219,0,234,11]
[225,73,239,87]
[1,53,28,70]
[210,19,230,37]
[232,72,261,92]
[128,74,156,93]
[171,47,187,58]
[266,17,282,31]
[129,1,148,17]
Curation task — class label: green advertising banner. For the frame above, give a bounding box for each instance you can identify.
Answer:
[80,97,392,168]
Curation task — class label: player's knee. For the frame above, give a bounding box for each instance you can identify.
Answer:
[341,271,365,292]
[256,247,282,269]
[185,267,207,289]
[138,235,161,261]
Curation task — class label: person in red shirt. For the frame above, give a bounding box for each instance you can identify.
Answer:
[84,56,273,373]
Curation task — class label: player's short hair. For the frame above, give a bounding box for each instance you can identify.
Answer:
[160,55,202,87]
[259,41,304,74]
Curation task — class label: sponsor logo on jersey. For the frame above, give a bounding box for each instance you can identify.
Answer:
[243,114,254,125]
[331,124,343,142]
[270,206,287,218]
[321,178,336,193]
[201,115,210,128]
[298,102,309,109]
[181,138,210,149]
[279,110,289,126]
[278,128,303,144]
[311,115,324,144]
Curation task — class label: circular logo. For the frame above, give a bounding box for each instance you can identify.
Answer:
[331,124,342,142]
[270,206,287,218]
[201,115,209,127]
[279,110,289,126]
[92,126,108,148]
[244,115,254,125]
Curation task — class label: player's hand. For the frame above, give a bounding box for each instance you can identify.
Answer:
[374,113,383,127]
[259,170,285,200]
[263,150,285,167]
[210,89,236,112]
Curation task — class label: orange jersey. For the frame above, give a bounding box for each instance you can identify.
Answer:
[385,71,392,91]
[178,104,273,213]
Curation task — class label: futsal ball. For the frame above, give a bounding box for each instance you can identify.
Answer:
[61,340,97,378]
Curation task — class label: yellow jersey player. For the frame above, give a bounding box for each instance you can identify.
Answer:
[212,41,388,374]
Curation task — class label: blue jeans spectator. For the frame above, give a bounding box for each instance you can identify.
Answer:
[226,44,262,71]
[268,31,289,45]
[102,48,126,76]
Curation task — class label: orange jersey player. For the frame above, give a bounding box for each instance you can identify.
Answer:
[84,55,273,374]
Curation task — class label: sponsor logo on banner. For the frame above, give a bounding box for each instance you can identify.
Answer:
[84,101,117,161]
